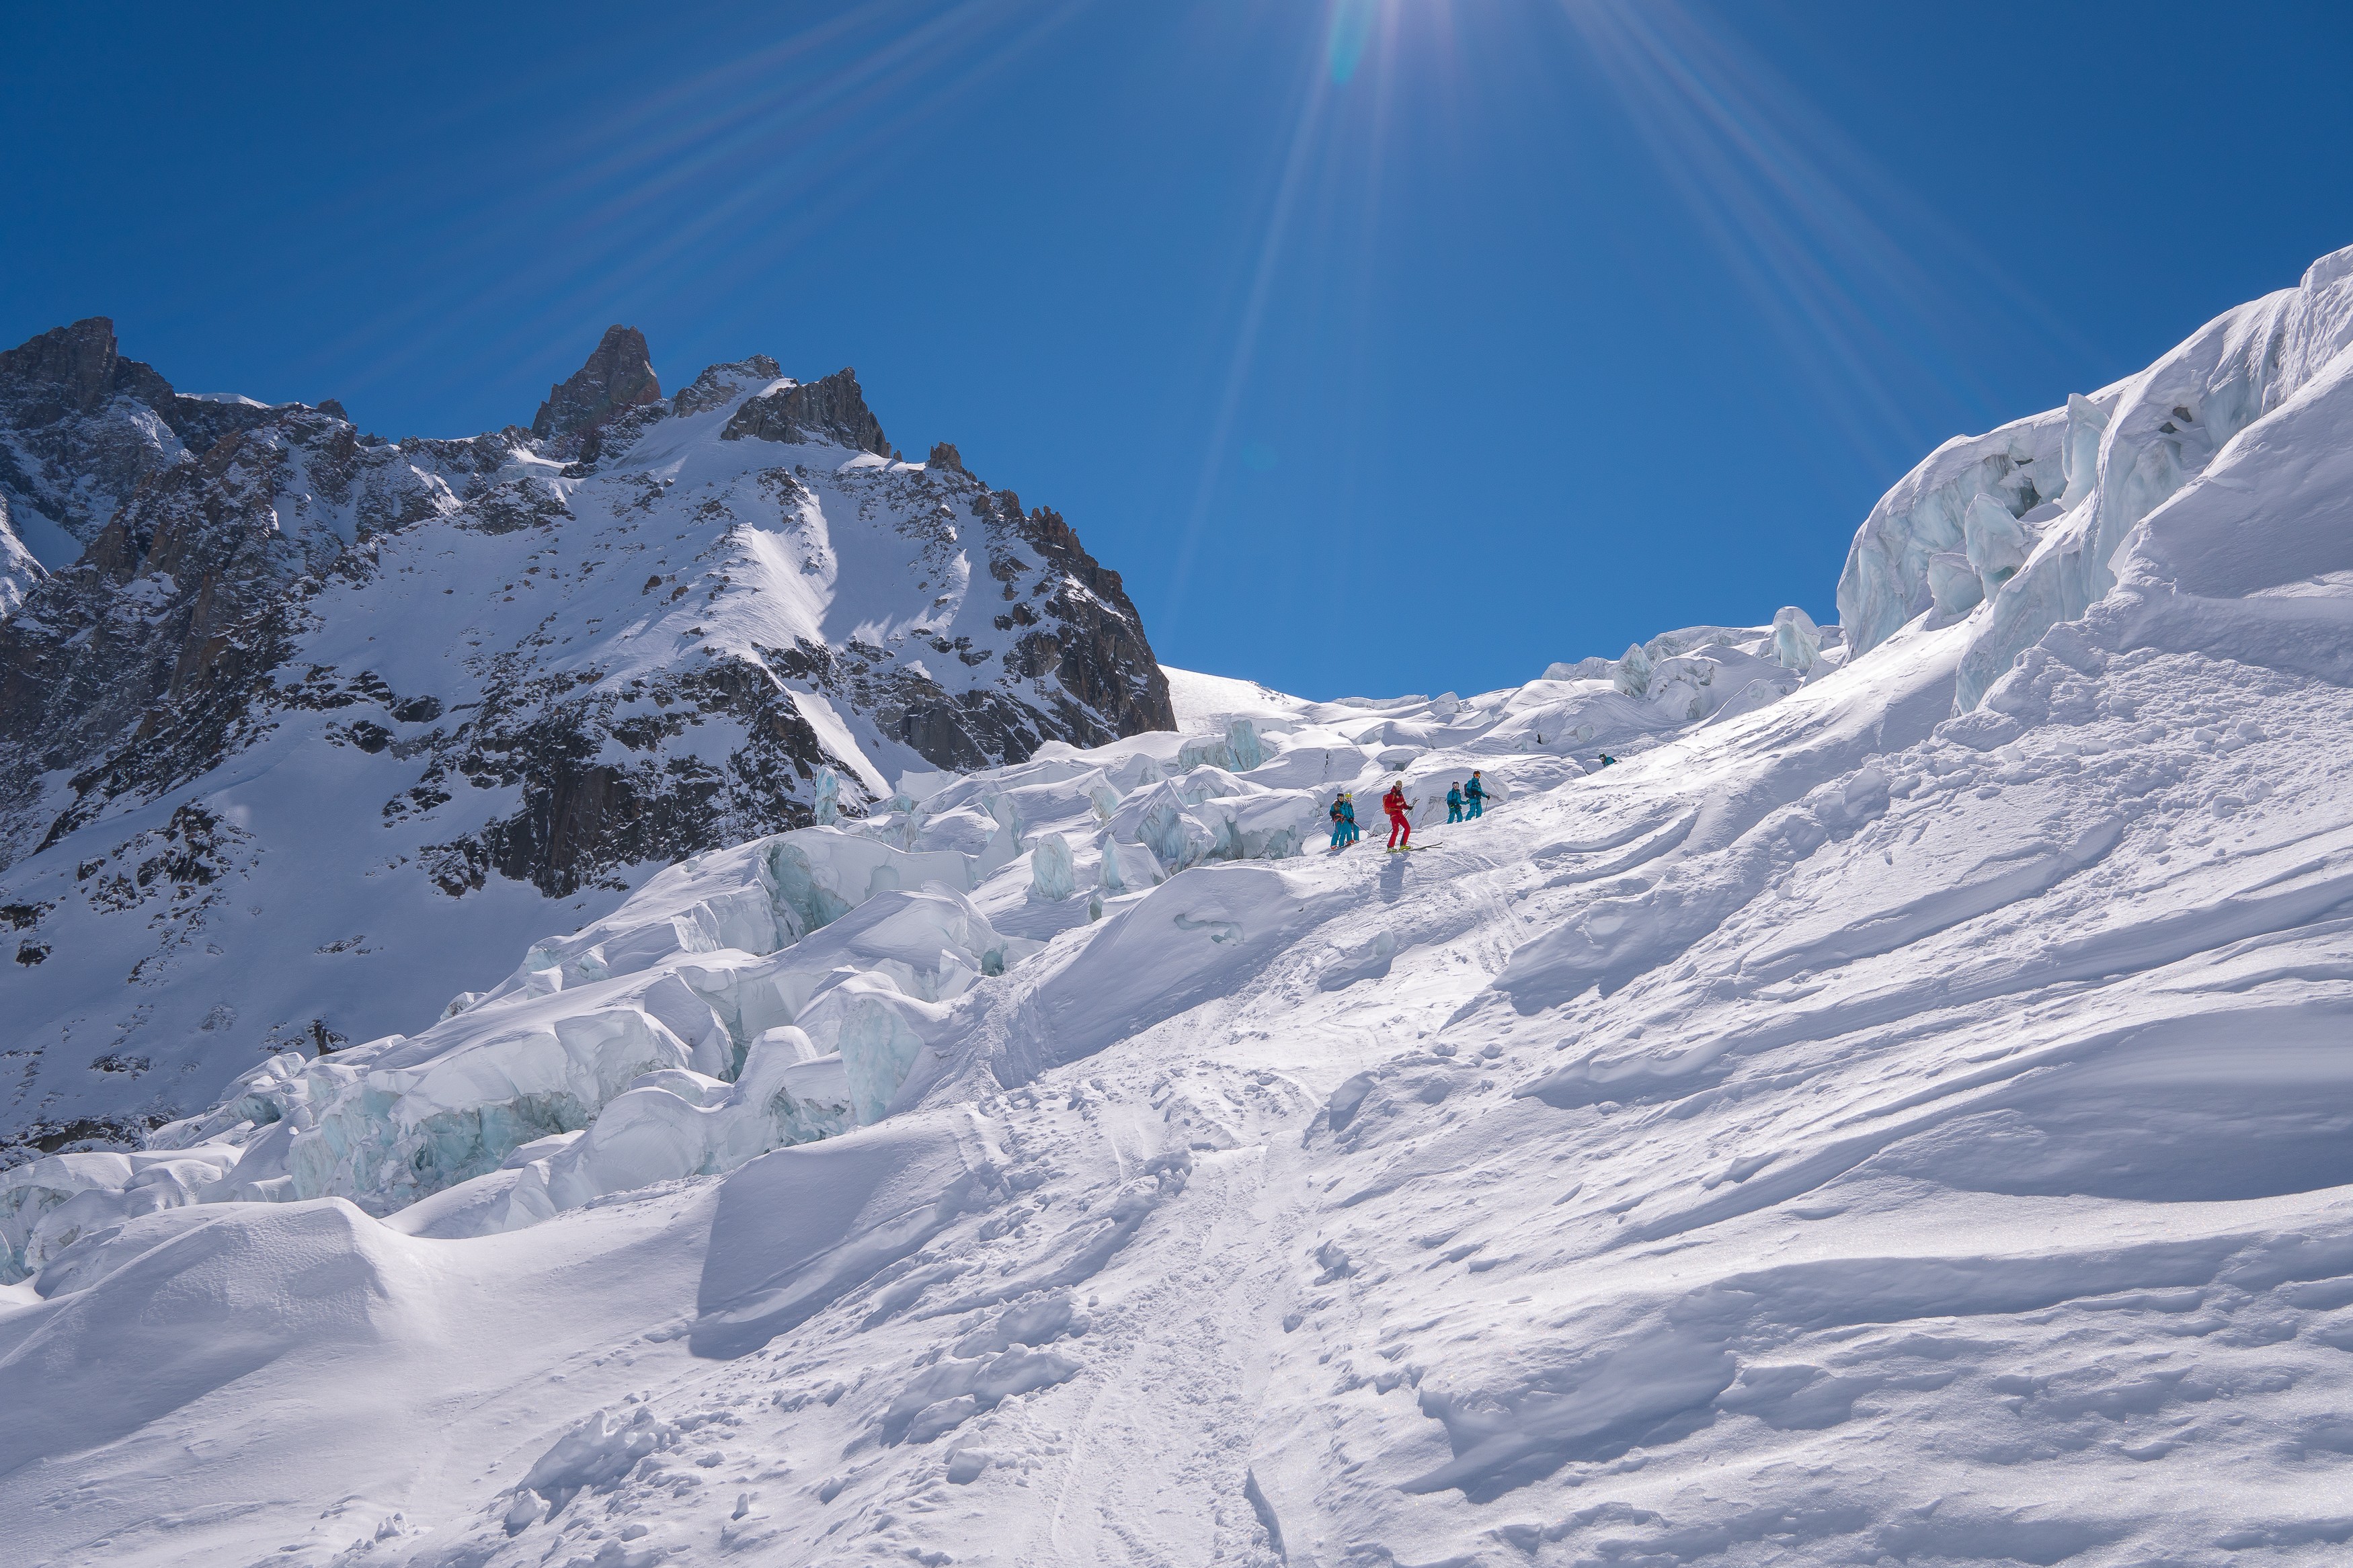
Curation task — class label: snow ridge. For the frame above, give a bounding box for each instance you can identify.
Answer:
[1839,244,2353,712]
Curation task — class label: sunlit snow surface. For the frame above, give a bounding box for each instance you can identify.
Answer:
[9,251,2353,1565]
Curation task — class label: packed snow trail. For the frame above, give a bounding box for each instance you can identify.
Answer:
[7,247,2353,1567]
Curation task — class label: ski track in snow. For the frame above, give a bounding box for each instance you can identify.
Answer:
[9,251,2353,1567]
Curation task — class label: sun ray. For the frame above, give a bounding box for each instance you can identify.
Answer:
[1557,0,2093,466]
[288,1,1092,419]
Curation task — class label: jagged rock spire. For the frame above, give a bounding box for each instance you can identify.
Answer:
[531,325,662,442]
[0,318,122,417]
[0,317,177,423]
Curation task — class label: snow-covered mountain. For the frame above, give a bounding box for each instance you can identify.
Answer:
[0,323,1171,1151]
[7,243,2353,1568]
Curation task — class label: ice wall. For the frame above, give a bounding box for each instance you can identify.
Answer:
[0,828,1019,1277]
[1839,243,2353,710]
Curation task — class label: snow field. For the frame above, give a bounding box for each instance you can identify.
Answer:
[9,244,2353,1567]
[13,584,2353,1565]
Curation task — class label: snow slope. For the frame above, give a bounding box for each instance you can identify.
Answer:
[7,247,2353,1567]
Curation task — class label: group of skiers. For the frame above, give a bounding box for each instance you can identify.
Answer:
[1328,771,1487,852]
[1322,754,1624,853]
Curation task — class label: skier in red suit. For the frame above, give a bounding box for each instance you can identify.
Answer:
[1383,781,1412,850]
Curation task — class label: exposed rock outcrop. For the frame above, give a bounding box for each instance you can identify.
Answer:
[0,317,289,600]
[0,318,186,553]
[721,367,891,456]
[530,325,662,446]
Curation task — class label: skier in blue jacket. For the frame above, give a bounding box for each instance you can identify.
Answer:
[1329,791,1359,848]
[1463,771,1488,819]
[1445,782,1464,823]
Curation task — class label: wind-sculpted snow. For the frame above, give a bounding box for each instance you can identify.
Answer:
[14,247,2353,1568]
[688,1108,1010,1358]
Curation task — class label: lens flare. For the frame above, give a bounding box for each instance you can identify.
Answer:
[1152,0,2089,634]
[302,0,1089,420]
[1556,0,2091,466]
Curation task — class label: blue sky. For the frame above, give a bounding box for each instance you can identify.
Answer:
[5,1,2350,700]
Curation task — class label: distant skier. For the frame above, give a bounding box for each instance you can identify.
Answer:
[1597,753,1618,768]
[1383,780,1413,850]
[1329,790,1358,849]
[1463,770,1487,819]
[1445,782,1464,823]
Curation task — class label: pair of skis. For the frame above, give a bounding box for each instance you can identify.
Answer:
[1349,794,1491,852]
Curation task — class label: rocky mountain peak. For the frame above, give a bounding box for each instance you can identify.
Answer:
[720,366,890,456]
[0,315,180,427]
[928,442,965,472]
[670,356,781,417]
[0,317,128,419]
[0,321,1178,1149]
[530,325,662,444]
[0,319,196,579]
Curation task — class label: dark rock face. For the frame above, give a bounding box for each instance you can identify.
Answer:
[0,318,188,549]
[530,325,662,446]
[0,409,520,865]
[0,318,129,419]
[0,317,288,582]
[158,395,281,460]
[671,356,781,417]
[407,651,839,899]
[1004,499,1174,741]
[722,368,891,456]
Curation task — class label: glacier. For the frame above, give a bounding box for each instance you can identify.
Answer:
[4,246,2353,1567]
[3,616,1825,1280]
